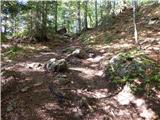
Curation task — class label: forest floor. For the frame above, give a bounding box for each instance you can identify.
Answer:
[1,4,160,120]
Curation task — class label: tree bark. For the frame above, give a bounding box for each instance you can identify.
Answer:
[84,0,88,30]
[95,0,98,27]
[77,1,81,33]
[54,1,58,32]
[132,0,138,44]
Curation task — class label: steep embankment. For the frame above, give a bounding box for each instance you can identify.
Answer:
[78,3,160,62]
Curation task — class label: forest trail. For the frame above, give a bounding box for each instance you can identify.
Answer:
[2,35,159,120]
[2,3,160,120]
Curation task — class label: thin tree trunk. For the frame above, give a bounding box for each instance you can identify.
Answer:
[36,2,40,33]
[95,0,98,27]
[84,0,88,30]
[54,1,58,32]
[132,0,138,44]
[67,20,70,32]
[100,6,103,19]
[63,11,66,26]
[14,18,16,34]
[42,1,47,39]
[77,1,81,33]
[4,16,7,34]
[112,1,116,16]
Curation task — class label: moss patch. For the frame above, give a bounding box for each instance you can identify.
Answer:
[105,49,160,94]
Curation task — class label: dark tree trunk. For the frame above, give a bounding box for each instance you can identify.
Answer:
[77,1,81,33]
[54,1,58,32]
[95,0,98,27]
[84,0,88,30]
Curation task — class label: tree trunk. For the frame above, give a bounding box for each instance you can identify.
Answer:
[84,0,88,30]
[4,16,7,34]
[100,6,103,20]
[132,0,138,44]
[67,20,70,32]
[112,1,116,16]
[36,2,40,33]
[14,18,16,34]
[63,10,66,26]
[54,1,58,32]
[77,1,81,33]
[95,0,98,27]
[41,1,48,40]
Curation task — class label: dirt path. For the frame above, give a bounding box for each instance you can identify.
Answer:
[1,38,160,120]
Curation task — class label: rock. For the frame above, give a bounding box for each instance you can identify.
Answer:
[71,48,88,59]
[21,86,30,92]
[88,53,96,58]
[45,58,68,72]
[148,17,159,25]
[105,51,159,85]
[6,104,14,112]
[6,100,16,112]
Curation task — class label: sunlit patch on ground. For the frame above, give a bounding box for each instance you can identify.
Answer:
[87,55,104,63]
[76,88,109,98]
[69,67,104,79]
[4,62,45,73]
[114,84,157,120]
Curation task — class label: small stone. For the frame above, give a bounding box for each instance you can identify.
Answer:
[21,86,30,92]
[6,104,14,112]
[6,100,16,112]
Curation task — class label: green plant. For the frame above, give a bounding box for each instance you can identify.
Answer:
[104,35,113,44]
[1,33,8,43]
[4,46,25,59]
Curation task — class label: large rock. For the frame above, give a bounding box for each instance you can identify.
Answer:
[71,48,88,59]
[105,51,159,81]
[45,58,68,72]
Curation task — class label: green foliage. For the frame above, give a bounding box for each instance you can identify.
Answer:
[104,35,114,44]
[105,49,160,94]
[4,46,25,59]
[13,29,28,38]
[1,33,8,43]
[104,34,121,44]
[79,33,93,45]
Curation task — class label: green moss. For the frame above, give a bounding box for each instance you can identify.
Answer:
[105,49,160,93]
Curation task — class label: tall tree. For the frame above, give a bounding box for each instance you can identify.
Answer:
[77,0,81,32]
[132,0,138,44]
[95,0,98,27]
[54,0,58,32]
[84,0,88,30]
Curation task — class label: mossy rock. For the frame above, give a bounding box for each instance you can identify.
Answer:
[105,50,160,90]
[45,58,68,72]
